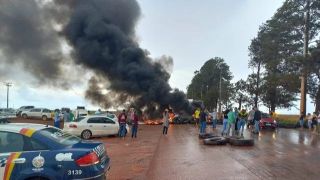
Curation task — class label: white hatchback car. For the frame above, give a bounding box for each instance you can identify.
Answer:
[63,115,130,139]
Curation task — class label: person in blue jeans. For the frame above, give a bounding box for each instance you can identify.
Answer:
[211,110,217,128]
[54,109,60,128]
[199,109,207,134]
[299,113,304,129]
[238,109,248,136]
[221,109,230,136]
[131,110,139,138]
[118,109,127,138]
[253,107,261,134]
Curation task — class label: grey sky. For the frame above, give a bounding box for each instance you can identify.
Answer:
[137,0,284,91]
[2,0,312,113]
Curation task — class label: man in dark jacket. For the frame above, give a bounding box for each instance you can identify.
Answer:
[118,109,127,138]
[253,107,262,134]
[199,109,207,134]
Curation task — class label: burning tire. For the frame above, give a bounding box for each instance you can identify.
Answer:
[229,138,254,146]
[198,133,219,139]
[203,137,227,145]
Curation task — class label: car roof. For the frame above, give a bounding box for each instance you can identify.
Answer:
[86,114,111,118]
[0,123,51,133]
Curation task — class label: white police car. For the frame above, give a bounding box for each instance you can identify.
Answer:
[0,123,110,180]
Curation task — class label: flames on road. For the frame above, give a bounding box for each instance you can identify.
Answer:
[144,110,175,125]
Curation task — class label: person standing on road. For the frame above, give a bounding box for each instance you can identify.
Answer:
[63,110,70,122]
[253,107,262,134]
[211,109,217,129]
[238,109,248,137]
[54,109,60,128]
[118,109,127,138]
[299,113,304,129]
[95,109,102,115]
[129,108,135,125]
[307,113,312,131]
[312,112,317,133]
[70,110,75,122]
[221,109,229,136]
[226,108,236,136]
[131,110,139,138]
[163,109,169,135]
[316,113,320,134]
[194,108,200,128]
[199,109,207,134]
[247,108,255,129]
[234,107,239,133]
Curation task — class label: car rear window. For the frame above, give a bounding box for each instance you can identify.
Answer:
[38,128,81,146]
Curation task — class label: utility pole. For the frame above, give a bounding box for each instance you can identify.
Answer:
[300,0,310,116]
[219,70,222,114]
[5,82,12,108]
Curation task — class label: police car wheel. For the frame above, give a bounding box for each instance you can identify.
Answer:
[81,130,92,139]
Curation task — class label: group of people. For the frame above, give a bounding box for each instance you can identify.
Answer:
[53,109,74,128]
[220,107,261,136]
[193,106,262,136]
[302,112,320,133]
[117,108,139,138]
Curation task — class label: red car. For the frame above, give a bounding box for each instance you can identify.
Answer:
[259,113,277,129]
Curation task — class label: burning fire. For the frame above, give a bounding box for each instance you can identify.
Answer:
[169,112,175,123]
[145,119,163,125]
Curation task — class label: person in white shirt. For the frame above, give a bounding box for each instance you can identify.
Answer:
[211,109,217,129]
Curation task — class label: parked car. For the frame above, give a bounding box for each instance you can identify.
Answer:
[259,113,277,129]
[15,106,34,117]
[64,115,130,139]
[73,106,89,119]
[0,123,110,179]
[21,108,52,120]
[0,108,16,118]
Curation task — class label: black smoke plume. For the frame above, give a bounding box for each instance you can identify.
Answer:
[0,0,191,115]
[0,0,68,86]
[64,0,191,115]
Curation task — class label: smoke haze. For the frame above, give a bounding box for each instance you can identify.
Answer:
[0,0,191,114]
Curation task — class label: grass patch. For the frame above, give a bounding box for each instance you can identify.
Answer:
[275,114,300,128]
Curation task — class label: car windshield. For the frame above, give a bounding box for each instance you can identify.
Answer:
[38,127,81,146]
[262,113,271,118]
[107,114,115,119]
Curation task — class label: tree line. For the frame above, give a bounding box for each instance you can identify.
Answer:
[187,0,320,114]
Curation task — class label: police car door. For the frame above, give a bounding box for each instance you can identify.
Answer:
[0,131,54,180]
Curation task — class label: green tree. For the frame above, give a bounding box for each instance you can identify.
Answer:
[231,79,250,109]
[248,0,320,112]
[187,57,233,111]
[309,44,320,112]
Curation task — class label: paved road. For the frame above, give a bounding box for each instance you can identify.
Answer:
[10,119,320,179]
[146,125,320,180]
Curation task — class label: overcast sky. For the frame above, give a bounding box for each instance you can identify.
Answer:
[0,0,313,113]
